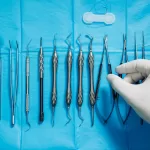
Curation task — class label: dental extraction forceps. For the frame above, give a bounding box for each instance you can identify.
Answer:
[25,40,32,132]
[9,41,19,127]
[115,34,131,124]
[51,35,58,127]
[76,35,84,127]
[39,38,44,123]
[65,34,72,125]
[86,35,95,126]
[95,36,116,124]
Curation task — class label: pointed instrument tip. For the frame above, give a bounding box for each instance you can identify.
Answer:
[25,112,31,132]
[123,33,126,40]
[104,35,108,48]
[77,34,82,52]
[123,34,126,50]
[65,106,72,126]
[40,37,42,47]
[51,106,55,127]
[91,106,94,127]
[78,107,84,127]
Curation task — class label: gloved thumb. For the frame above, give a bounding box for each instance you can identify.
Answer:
[107,74,137,106]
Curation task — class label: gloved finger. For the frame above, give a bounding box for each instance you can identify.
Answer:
[131,74,150,123]
[116,59,150,76]
[107,74,140,106]
[124,72,144,84]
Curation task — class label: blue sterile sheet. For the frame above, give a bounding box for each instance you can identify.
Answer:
[0,0,150,150]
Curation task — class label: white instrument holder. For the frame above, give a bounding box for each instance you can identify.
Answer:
[83,12,116,25]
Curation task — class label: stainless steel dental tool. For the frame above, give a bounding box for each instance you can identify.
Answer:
[39,37,44,123]
[51,34,58,127]
[25,40,32,132]
[9,40,19,127]
[65,34,72,126]
[76,35,84,127]
[115,34,131,124]
[86,34,95,127]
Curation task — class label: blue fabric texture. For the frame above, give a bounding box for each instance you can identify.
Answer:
[0,0,150,150]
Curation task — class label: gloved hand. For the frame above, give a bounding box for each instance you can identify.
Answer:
[107,59,150,123]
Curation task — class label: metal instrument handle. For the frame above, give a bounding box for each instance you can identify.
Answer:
[78,52,83,107]
[39,51,44,122]
[88,52,95,106]
[108,64,116,99]
[52,52,58,107]
[95,63,102,100]
[26,57,29,112]
[66,51,72,106]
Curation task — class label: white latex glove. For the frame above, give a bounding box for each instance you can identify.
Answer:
[107,59,150,123]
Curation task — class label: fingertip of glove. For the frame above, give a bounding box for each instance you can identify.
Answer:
[115,66,120,73]
[107,74,116,83]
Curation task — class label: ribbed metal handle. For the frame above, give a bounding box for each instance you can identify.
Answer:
[88,52,95,106]
[78,52,83,107]
[52,51,58,107]
[26,57,29,112]
[39,52,44,78]
[39,51,44,122]
[66,51,72,106]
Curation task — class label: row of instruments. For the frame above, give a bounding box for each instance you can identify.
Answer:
[0,32,145,132]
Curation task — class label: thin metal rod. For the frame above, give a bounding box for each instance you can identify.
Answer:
[9,41,14,126]
[77,34,82,52]
[104,35,110,64]
[142,31,145,59]
[85,34,93,52]
[40,37,42,50]
[65,107,72,126]
[26,39,32,56]
[25,40,31,132]
[51,106,55,127]
[95,48,104,100]
[134,32,138,60]
[14,41,19,106]
[9,41,13,103]
[65,33,72,50]
[120,34,126,64]
[103,99,115,124]
[53,34,57,52]
[9,41,19,127]
[101,46,105,65]
[78,107,84,127]
[25,112,31,132]
[124,34,128,62]
[91,106,94,127]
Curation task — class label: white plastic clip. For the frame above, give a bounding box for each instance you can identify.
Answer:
[83,12,116,25]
